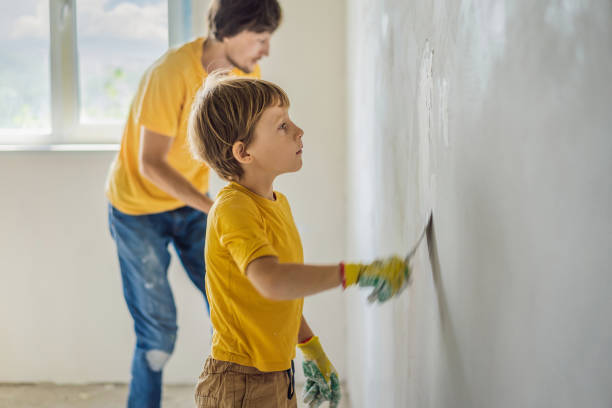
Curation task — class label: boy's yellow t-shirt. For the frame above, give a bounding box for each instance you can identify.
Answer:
[206,182,304,372]
[105,37,261,215]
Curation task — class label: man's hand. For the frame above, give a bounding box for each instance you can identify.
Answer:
[297,336,341,408]
[343,255,411,303]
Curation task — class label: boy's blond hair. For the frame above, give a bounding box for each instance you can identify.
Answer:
[188,73,290,181]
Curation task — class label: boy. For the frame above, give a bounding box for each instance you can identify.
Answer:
[188,74,410,407]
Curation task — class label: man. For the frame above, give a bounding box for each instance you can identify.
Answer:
[105,1,282,406]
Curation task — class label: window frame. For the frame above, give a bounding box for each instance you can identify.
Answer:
[2,0,206,149]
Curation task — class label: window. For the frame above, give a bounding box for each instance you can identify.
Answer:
[0,0,52,144]
[77,0,168,124]
[0,0,206,147]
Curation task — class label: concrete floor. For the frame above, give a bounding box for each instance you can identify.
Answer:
[0,383,350,408]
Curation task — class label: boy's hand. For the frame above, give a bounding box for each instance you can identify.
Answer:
[343,255,411,303]
[297,336,341,408]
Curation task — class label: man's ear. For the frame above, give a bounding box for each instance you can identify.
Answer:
[232,141,252,164]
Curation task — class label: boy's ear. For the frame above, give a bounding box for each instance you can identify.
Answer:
[232,141,252,164]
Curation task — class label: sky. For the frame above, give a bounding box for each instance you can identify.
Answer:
[0,0,170,127]
[3,0,167,42]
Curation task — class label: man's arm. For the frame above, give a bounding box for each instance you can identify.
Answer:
[139,126,214,213]
[245,256,342,301]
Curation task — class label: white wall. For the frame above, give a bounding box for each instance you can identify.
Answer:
[345,1,612,407]
[0,0,346,384]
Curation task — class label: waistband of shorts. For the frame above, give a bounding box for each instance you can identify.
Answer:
[204,356,282,375]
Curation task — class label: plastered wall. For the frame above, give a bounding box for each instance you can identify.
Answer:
[345,1,612,407]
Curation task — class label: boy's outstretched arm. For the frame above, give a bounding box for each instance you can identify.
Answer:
[246,255,411,302]
[246,256,341,300]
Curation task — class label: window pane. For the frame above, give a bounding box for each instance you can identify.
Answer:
[0,0,51,137]
[76,0,168,124]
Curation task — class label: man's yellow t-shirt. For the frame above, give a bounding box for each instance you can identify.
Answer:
[105,38,261,215]
[206,182,304,372]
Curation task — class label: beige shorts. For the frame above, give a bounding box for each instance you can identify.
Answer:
[195,356,297,408]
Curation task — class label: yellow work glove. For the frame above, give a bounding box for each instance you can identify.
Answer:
[297,336,341,408]
[342,255,411,303]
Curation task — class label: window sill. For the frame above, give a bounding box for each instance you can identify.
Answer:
[0,144,119,152]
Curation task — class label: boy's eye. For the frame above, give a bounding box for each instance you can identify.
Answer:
[279,123,287,130]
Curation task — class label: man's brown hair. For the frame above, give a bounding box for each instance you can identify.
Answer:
[207,0,282,41]
[188,73,290,181]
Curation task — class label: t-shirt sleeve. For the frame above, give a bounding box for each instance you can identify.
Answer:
[136,62,185,137]
[216,198,278,274]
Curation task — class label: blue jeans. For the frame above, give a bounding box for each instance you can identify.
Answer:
[108,204,209,408]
